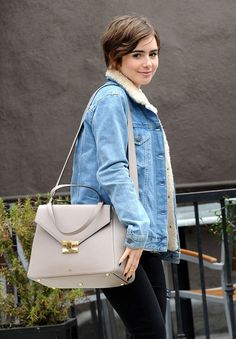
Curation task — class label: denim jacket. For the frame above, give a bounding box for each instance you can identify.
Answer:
[71,69,180,263]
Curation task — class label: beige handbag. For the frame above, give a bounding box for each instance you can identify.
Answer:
[27,105,138,289]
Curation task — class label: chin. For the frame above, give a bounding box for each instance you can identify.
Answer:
[141,80,152,87]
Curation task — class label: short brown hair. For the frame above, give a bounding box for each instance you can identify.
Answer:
[101,15,160,68]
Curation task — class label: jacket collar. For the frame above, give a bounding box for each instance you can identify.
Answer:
[106,69,158,114]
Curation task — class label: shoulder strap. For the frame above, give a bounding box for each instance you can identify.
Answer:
[52,85,138,197]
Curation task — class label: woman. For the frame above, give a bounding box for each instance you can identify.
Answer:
[71,15,179,339]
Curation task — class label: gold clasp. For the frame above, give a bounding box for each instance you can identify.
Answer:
[62,241,79,254]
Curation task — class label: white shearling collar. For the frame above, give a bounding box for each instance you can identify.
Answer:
[106,69,158,114]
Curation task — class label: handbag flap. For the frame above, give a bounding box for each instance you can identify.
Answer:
[35,204,111,244]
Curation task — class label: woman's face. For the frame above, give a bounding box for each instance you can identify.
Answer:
[118,35,159,88]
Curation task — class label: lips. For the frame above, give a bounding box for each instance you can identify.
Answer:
[139,71,152,75]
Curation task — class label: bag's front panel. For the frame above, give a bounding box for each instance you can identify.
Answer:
[28,222,116,278]
[28,206,134,288]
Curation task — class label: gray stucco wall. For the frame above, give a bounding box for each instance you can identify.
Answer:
[0,0,236,197]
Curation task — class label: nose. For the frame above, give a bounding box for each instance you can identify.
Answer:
[143,56,152,67]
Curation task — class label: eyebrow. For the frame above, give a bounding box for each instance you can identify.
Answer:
[131,49,159,53]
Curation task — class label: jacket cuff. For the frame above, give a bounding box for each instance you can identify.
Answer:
[124,229,148,249]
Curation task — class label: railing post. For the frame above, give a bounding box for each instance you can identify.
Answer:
[171,263,187,338]
[194,201,210,339]
[95,289,106,339]
[178,227,195,339]
[220,199,236,339]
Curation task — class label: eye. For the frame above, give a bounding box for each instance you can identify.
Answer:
[150,51,158,58]
[131,53,142,59]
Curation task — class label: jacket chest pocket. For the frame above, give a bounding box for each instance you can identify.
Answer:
[133,129,151,168]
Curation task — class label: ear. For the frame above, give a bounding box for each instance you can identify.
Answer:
[108,60,117,70]
[108,55,120,70]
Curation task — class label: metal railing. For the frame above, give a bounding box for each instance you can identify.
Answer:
[1,187,236,338]
[174,188,236,339]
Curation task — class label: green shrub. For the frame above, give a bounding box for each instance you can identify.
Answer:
[0,197,82,328]
[209,199,236,241]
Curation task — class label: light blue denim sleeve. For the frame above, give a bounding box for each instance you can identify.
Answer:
[91,93,150,249]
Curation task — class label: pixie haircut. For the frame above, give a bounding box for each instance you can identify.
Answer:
[101,15,160,68]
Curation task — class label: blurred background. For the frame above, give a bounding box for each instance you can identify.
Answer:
[0,0,235,197]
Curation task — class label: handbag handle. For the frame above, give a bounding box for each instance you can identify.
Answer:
[50,88,138,202]
[50,184,102,200]
[47,202,104,236]
[48,185,105,235]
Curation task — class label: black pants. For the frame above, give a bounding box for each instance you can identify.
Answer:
[102,251,166,339]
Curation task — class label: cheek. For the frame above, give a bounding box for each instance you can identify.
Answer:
[153,59,159,71]
[120,61,136,75]
[124,59,136,71]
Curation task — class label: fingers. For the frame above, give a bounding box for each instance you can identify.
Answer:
[119,248,130,266]
[119,247,143,280]
[125,264,136,280]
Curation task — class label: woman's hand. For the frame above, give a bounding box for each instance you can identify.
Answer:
[119,247,143,280]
